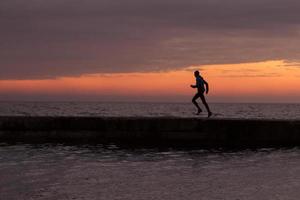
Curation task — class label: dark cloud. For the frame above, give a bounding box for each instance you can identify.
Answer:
[1,0,300,79]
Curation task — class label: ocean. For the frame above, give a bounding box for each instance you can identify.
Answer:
[1,144,300,199]
[1,101,300,119]
[1,102,300,199]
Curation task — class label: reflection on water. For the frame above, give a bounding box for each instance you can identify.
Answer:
[1,102,300,119]
[1,143,300,199]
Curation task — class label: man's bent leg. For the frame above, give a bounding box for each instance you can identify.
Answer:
[199,93,212,117]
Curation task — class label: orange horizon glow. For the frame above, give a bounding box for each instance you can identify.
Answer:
[1,60,300,102]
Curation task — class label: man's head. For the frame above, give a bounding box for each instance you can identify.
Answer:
[194,70,200,77]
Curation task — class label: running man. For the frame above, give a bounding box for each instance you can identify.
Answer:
[190,70,212,117]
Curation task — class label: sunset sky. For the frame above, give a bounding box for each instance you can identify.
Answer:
[1,0,300,102]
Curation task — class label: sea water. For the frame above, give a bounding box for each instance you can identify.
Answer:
[1,101,300,119]
[1,144,300,200]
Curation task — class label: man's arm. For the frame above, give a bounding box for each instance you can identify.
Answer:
[204,80,209,94]
[190,84,197,88]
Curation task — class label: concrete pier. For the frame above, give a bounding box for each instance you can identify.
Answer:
[0,116,300,147]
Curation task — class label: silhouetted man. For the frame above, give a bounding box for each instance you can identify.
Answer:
[191,70,212,117]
